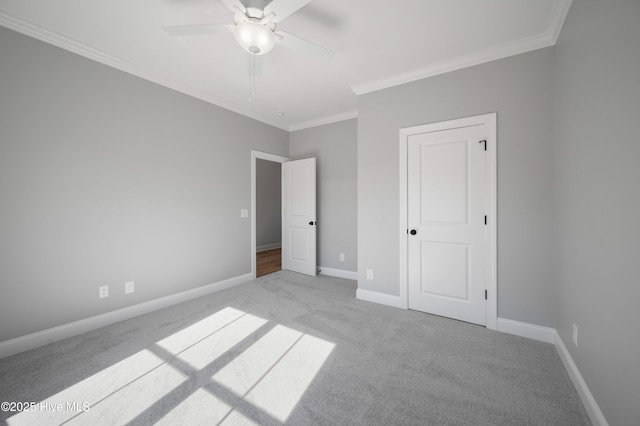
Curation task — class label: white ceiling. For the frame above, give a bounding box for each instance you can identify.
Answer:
[0,0,571,131]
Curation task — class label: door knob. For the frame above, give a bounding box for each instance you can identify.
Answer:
[309,221,316,226]
[409,229,417,235]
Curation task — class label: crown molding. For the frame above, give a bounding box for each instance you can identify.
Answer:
[2,0,573,131]
[351,0,573,95]
[289,110,358,132]
[547,0,573,42]
[350,34,553,95]
[0,12,289,131]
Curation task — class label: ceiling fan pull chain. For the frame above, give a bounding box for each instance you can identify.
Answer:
[252,51,256,97]
[249,51,257,102]
[249,52,254,102]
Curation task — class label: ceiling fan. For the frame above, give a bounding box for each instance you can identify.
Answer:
[163,0,334,101]
[163,0,334,61]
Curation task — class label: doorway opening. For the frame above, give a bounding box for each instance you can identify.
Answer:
[256,247,282,277]
[251,151,288,278]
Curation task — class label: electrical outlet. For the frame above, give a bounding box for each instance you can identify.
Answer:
[240,209,249,218]
[99,285,109,299]
[572,323,578,347]
[366,269,373,280]
[125,281,135,294]
[339,253,345,262]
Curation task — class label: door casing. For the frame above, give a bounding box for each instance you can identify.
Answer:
[399,113,497,330]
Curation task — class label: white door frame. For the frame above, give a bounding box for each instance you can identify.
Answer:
[251,150,288,279]
[399,113,497,330]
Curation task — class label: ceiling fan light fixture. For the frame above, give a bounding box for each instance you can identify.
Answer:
[234,20,276,55]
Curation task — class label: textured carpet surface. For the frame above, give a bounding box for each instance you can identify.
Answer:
[0,271,590,425]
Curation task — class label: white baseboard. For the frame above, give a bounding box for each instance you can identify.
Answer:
[319,267,357,280]
[356,288,407,309]
[497,320,608,425]
[554,332,609,426]
[0,273,253,360]
[0,275,610,426]
[256,243,281,252]
[496,317,556,343]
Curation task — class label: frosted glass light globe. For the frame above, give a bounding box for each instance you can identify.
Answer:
[234,20,276,55]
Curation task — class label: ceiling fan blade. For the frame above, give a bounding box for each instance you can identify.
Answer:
[275,30,334,62]
[162,23,234,37]
[264,0,312,23]
[220,0,246,14]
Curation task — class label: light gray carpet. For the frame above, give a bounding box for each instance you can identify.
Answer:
[0,271,590,425]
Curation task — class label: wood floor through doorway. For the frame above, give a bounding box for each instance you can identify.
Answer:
[256,248,281,277]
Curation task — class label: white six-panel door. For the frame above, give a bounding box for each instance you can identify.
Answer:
[282,158,317,276]
[407,124,488,325]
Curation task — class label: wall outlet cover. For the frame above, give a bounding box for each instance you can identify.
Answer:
[99,285,109,299]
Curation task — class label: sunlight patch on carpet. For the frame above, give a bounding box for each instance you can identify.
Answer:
[7,349,181,425]
[173,313,268,370]
[156,307,247,354]
[213,325,335,423]
[7,307,334,425]
[155,388,233,425]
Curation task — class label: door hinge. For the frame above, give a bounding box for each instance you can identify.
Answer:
[485,290,488,300]
[479,139,487,151]
[484,215,487,225]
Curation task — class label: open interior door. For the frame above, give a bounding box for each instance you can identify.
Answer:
[282,158,317,276]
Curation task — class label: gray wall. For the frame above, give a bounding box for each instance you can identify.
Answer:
[289,119,357,272]
[358,48,556,326]
[255,159,281,249]
[0,27,288,342]
[554,1,640,424]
